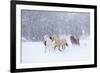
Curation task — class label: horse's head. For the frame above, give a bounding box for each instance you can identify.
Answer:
[44,35,49,40]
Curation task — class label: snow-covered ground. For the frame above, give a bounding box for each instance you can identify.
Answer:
[22,36,90,64]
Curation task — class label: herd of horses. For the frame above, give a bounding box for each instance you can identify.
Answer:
[43,34,80,52]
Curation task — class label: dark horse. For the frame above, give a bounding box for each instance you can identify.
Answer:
[70,35,80,45]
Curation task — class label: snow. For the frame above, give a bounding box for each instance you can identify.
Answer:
[22,36,90,64]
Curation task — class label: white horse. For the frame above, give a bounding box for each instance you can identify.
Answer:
[43,35,55,53]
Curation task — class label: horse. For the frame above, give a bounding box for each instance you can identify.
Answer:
[52,35,68,51]
[70,35,80,45]
[43,35,55,53]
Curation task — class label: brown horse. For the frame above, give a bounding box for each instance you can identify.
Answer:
[52,35,68,51]
[70,35,80,45]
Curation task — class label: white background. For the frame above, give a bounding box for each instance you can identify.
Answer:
[0,0,99,73]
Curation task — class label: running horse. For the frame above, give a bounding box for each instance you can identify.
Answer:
[70,35,80,45]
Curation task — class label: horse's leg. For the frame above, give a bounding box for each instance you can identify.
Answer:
[62,45,65,50]
[64,44,66,50]
[62,44,64,50]
[58,48,62,52]
[45,46,47,53]
[54,45,57,51]
[60,43,64,51]
[61,44,63,50]
[78,40,80,45]
[58,45,62,52]
[44,41,47,53]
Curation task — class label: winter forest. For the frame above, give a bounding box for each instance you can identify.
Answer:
[21,10,90,41]
[21,9,91,64]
